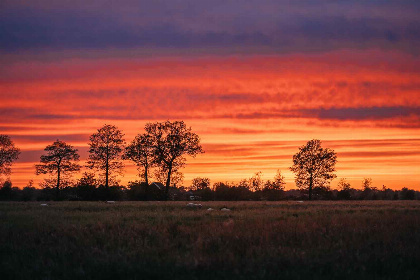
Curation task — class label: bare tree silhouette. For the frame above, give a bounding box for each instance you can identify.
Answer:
[264,169,286,191]
[154,166,184,188]
[249,171,264,192]
[87,124,125,189]
[290,139,337,200]
[190,177,210,191]
[35,140,80,198]
[0,135,20,177]
[338,178,351,191]
[145,121,204,199]
[362,178,373,190]
[124,133,154,186]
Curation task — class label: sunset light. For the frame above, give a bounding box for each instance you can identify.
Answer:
[2,50,419,189]
[1,1,420,279]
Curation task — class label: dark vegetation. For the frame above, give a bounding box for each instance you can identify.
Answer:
[1,177,419,201]
[1,201,419,280]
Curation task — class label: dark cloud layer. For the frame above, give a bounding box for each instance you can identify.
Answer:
[302,107,420,120]
[1,0,419,54]
[2,104,419,128]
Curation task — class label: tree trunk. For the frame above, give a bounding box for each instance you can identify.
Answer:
[105,149,109,201]
[56,165,61,200]
[308,174,313,201]
[105,166,109,189]
[164,164,172,201]
[105,152,109,189]
[144,166,149,186]
[144,165,149,200]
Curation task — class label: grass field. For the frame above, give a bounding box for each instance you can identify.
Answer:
[1,201,420,280]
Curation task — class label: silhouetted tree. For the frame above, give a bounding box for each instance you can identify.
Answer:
[312,185,333,200]
[264,170,286,191]
[76,172,97,201]
[154,167,184,188]
[236,179,254,200]
[145,121,203,199]
[400,187,415,200]
[0,180,14,200]
[87,124,125,189]
[126,180,149,201]
[190,177,210,191]
[35,140,80,199]
[22,180,36,201]
[190,177,212,200]
[214,182,233,200]
[379,185,395,200]
[290,139,337,200]
[362,178,373,190]
[0,135,21,177]
[361,178,377,200]
[262,170,286,200]
[78,172,97,186]
[338,178,351,191]
[337,178,352,200]
[249,171,264,192]
[237,179,250,190]
[124,133,153,186]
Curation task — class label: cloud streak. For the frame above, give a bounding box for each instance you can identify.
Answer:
[1,52,419,128]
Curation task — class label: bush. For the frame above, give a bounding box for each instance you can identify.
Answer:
[21,187,36,201]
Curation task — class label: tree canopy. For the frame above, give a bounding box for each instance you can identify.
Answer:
[145,120,204,198]
[264,170,286,191]
[190,177,211,191]
[249,171,264,192]
[290,139,337,200]
[35,140,80,197]
[124,133,154,186]
[87,124,125,188]
[0,135,21,176]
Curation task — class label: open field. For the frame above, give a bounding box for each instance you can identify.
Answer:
[1,201,420,280]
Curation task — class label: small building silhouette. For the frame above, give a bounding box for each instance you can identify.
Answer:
[148,182,165,200]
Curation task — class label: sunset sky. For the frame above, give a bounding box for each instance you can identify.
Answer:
[1,0,419,189]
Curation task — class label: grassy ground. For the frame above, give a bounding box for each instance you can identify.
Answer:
[1,201,419,280]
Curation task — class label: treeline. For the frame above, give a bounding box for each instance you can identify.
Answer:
[0,175,418,201]
[1,122,419,201]
[0,121,203,200]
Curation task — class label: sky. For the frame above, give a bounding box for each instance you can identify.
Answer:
[1,0,419,189]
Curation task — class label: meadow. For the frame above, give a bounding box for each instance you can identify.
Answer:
[1,201,419,280]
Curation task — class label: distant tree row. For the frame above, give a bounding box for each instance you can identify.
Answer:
[0,121,203,200]
[1,123,419,201]
[0,175,418,201]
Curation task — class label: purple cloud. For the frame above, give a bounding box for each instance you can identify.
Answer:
[1,1,419,54]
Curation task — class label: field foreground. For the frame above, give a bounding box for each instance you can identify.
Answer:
[1,201,420,280]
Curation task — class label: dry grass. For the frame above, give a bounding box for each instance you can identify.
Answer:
[1,201,419,279]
